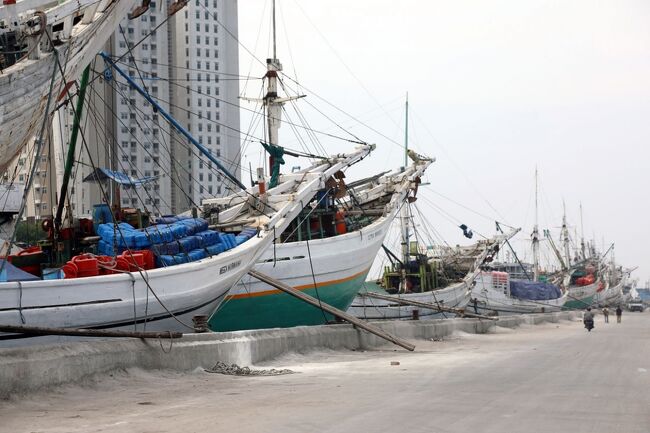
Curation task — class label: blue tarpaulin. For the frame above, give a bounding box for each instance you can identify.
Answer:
[0,259,41,282]
[83,168,156,188]
[510,279,562,301]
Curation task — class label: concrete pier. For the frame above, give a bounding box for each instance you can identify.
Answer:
[3,311,649,432]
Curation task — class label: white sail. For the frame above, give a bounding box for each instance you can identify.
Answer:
[0,0,138,174]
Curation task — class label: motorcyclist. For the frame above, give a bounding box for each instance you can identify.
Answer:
[583,307,595,331]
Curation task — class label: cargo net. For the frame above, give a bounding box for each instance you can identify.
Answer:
[205,361,295,376]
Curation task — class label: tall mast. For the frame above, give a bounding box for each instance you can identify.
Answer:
[400,92,410,292]
[579,202,586,260]
[272,0,277,61]
[531,167,540,281]
[404,92,409,167]
[55,66,91,233]
[266,0,282,156]
[259,0,304,184]
[561,200,571,267]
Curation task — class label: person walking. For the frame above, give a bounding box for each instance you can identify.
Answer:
[602,307,609,323]
[616,306,623,323]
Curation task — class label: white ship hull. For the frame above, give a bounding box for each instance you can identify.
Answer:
[348,280,471,320]
[211,158,434,330]
[0,241,259,346]
[469,272,567,316]
[593,282,624,307]
[0,145,374,346]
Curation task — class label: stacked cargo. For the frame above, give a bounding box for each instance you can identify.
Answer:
[93,217,258,269]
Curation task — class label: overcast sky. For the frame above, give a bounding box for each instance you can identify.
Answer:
[236,0,650,285]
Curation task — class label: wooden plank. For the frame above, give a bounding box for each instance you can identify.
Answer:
[0,324,184,339]
[248,270,415,351]
[361,291,497,321]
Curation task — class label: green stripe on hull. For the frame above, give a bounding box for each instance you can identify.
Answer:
[563,295,595,310]
[209,272,368,331]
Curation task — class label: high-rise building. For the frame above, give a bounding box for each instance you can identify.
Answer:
[112,0,241,215]
[112,1,174,216]
[169,0,241,211]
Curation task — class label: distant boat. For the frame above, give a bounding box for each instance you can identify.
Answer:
[347,232,512,320]
[469,169,567,315]
[470,271,567,315]
[563,260,602,310]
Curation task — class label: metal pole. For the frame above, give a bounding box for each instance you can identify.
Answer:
[0,324,183,339]
[361,291,497,321]
[54,65,90,231]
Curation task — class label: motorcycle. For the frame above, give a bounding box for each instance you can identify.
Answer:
[584,318,594,332]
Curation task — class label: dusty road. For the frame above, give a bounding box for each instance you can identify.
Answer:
[1,312,649,433]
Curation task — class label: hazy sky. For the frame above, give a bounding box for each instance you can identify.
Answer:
[235,0,650,285]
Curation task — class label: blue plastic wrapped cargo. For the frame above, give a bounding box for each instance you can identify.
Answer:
[133,231,152,248]
[196,230,220,246]
[156,254,189,267]
[156,215,179,225]
[144,224,183,243]
[188,249,207,261]
[152,242,180,256]
[178,218,208,235]
[187,235,204,248]
[509,280,562,300]
[235,234,250,245]
[97,223,137,248]
[240,227,258,237]
[178,236,198,252]
[219,233,237,250]
[206,243,226,255]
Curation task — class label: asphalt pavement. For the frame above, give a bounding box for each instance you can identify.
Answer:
[1,311,648,433]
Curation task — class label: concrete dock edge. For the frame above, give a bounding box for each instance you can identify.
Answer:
[0,311,579,398]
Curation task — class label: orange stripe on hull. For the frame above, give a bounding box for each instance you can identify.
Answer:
[228,268,370,300]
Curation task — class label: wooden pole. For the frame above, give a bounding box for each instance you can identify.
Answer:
[0,325,183,339]
[361,291,497,321]
[248,270,415,351]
